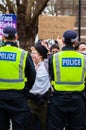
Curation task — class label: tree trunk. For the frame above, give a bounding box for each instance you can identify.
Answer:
[17,4,38,50]
[16,0,49,50]
[26,21,38,51]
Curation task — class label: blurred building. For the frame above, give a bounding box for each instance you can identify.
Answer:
[55,0,86,42]
[45,0,85,42]
[80,0,86,41]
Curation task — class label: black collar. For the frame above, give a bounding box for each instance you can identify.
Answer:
[4,42,18,47]
[62,46,75,51]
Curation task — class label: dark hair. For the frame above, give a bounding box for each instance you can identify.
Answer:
[34,44,48,59]
[36,39,43,45]
[4,36,16,40]
[64,41,74,46]
[75,42,86,50]
[50,43,60,52]
[54,40,58,44]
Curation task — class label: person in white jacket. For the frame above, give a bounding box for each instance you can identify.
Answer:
[28,44,51,130]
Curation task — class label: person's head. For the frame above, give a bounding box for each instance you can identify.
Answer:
[62,30,78,47]
[75,42,86,54]
[50,43,60,54]
[36,39,50,51]
[2,26,18,43]
[31,44,48,64]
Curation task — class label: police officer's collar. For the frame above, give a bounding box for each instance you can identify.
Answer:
[62,46,75,51]
[4,42,18,47]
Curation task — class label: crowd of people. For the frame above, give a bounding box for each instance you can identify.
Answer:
[0,25,86,130]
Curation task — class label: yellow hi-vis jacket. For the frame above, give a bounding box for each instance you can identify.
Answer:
[52,51,86,91]
[0,45,28,90]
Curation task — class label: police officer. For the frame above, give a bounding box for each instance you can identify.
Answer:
[0,26,36,130]
[48,30,86,130]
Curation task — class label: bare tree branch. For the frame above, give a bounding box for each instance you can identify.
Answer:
[26,0,34,22]
[5,0,14,13]
[22,0,28,5]
[0,0,50,49]
[26,0,49,25]
[0,5,6,13]
[32,0,49,20]
[16,0,20,6]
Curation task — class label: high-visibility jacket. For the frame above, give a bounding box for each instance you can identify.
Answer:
[0,45,28,90]
[52,51,86,91]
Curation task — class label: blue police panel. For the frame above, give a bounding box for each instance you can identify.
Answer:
[0,52,16,61]
[62,58,82,67]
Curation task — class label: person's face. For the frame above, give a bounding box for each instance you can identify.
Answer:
[31,50,42,65]
[51,48,60,54]
[78,44,86,53]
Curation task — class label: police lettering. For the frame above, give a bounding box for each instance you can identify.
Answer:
[0,52,16,61]
[62,58,81,67]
